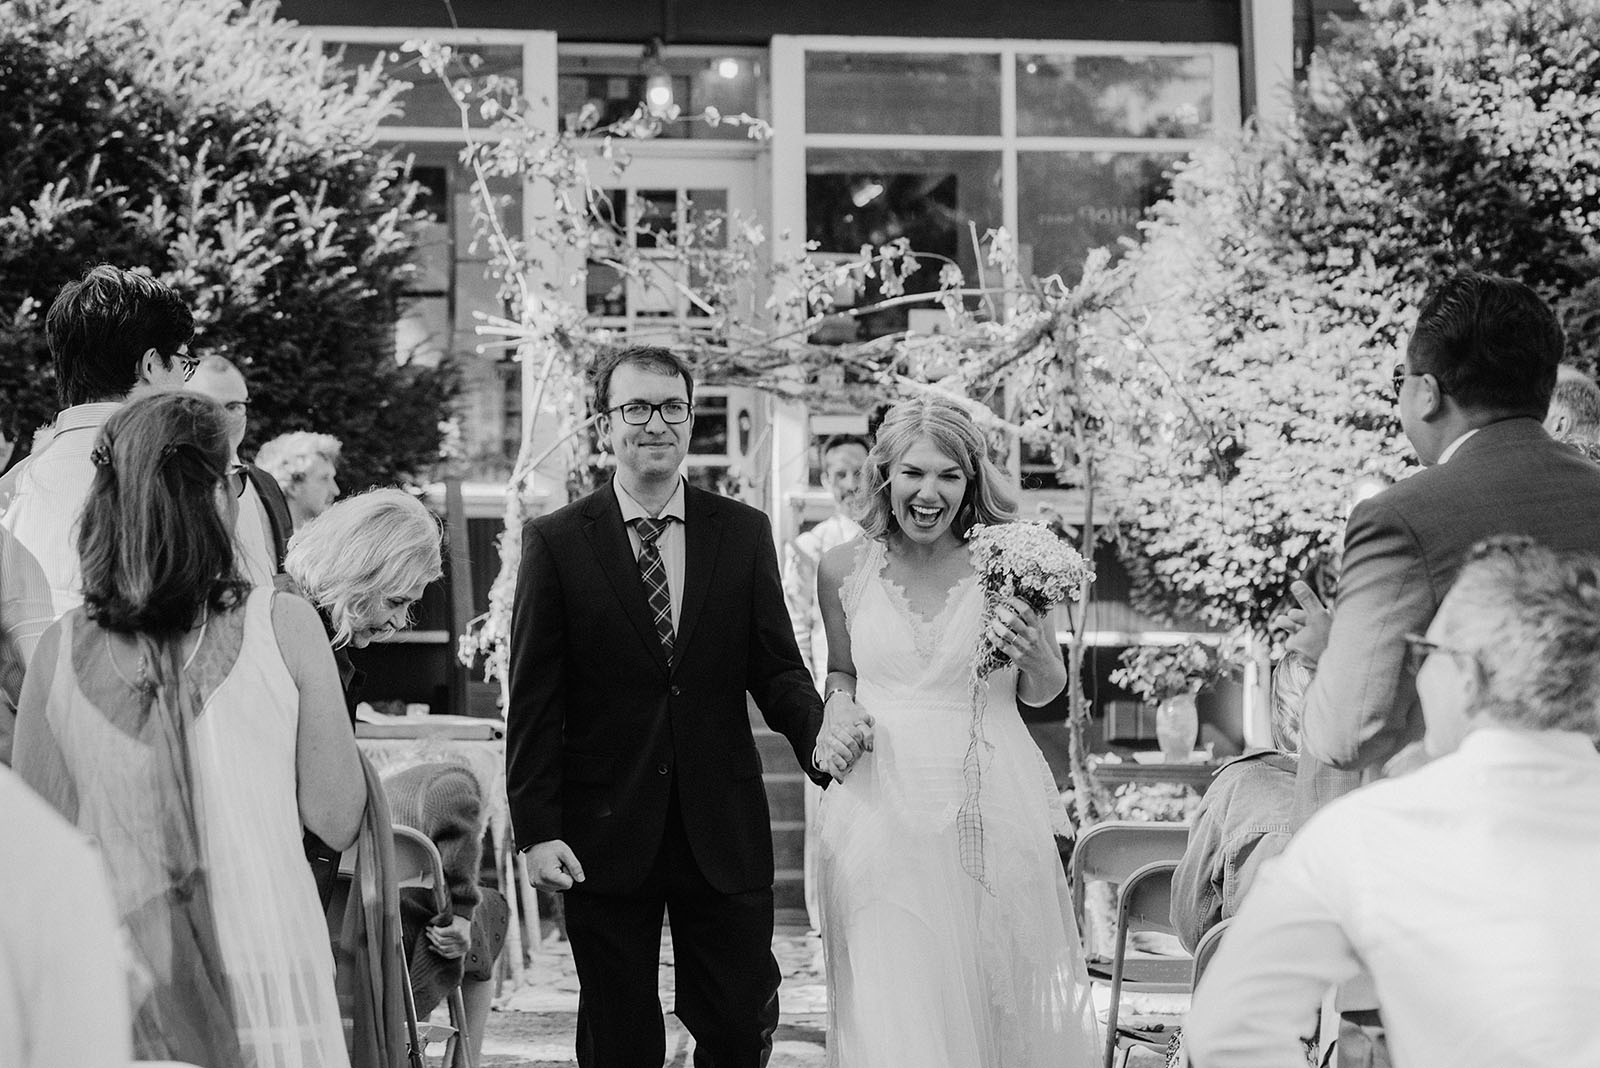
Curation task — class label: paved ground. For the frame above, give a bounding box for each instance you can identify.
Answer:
[472,929,1177,1067]
[477,931,827,1067]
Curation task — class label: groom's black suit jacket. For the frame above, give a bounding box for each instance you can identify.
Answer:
[506,479,828,896]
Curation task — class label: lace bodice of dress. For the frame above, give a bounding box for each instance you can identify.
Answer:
[841,537,990,695]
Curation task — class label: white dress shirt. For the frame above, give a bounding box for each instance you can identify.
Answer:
[0,766,130,1068]
[0,403,117,670]
[783,513,861,685]
[1435,426,1481,465]
[1187,727,1600,1068]
[614,477,686,633]
[234,478,277,587]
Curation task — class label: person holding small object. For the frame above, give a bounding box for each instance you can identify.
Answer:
[1189,536,1600,1068]
[814,395,1098,1067]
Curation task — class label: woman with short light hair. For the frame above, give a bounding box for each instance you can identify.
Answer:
[282,487,441,651]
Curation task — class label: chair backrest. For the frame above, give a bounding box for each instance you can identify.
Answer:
[392,824,450,915]
[1070,820,1190,926]
[1118,860,1179,937]
[1191,916,1232,990]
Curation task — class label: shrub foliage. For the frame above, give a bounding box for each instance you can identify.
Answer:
[1099,0,1600,631]
[0,0,451,489]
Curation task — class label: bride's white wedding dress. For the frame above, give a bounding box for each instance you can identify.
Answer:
[819,539,1100,1067]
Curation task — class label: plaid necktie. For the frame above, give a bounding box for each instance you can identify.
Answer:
[632,516,675,663]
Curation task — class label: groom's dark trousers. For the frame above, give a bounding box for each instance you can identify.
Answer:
[507,479,827,1068]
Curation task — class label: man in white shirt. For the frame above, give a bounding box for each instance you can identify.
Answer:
[0,265,194,763]
[1189,537,1600,1068]
[782,433,869,934]
[0,765,130,1068]
[183,355,290,586]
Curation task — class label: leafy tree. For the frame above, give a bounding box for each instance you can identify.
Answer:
[1097,0,1600,631]
[0,0,451,490]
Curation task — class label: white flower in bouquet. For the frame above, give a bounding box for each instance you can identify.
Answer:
[969,522,1095,678]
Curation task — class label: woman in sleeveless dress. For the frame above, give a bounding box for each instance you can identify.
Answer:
[814,397,1100,1067]
[14,391,366,1067]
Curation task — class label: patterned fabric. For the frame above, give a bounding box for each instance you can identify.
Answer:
[633,516,676,662]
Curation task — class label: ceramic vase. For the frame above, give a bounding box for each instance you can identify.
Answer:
[1156,692,1199,762]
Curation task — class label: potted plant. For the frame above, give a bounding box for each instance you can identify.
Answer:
[1110,639,1239,762]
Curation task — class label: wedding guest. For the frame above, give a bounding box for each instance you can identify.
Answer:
[280,488,443,902]
[507,345,860,1068]
[383,760,509,1068]
[257,429,342,528]
[814,396,1099,1066]
[1289,271,1600,817]
[0,264,194,763]
[0,763,130,1068]
[1171,652,1308,952]
[782,431,869,934]
[1543,365,1600,447]
[12,390,364,1066]
[183,354,292,581]
[1189,537,1600,1068]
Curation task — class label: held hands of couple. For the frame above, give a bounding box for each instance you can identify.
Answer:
[527,839,586,892]
[814,690,874,783]
[1270,580,1332,662]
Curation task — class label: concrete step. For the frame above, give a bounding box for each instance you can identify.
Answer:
[773,868,806,911]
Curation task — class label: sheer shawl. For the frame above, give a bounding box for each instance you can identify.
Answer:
[18,609,243,1066]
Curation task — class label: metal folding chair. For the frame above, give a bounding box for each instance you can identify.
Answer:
[392,825,475,1068]
[1069,820,1190,961]
[1105,860,1192,1068]
[1190,916,1233,991]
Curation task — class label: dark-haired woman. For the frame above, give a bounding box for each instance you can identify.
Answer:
[14,391,364,1068]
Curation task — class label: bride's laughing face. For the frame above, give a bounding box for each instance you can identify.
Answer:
[889,435,969,544]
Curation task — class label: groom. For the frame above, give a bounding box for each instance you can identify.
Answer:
[507,345,860,1067]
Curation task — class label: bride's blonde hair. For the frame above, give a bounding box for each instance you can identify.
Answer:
[856,396,1018,541]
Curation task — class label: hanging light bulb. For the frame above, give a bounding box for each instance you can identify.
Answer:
[645,72,675,113]
[642,37,674,116]
[716,57,741,80]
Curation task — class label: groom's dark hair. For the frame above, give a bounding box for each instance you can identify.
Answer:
[591,345,696,414]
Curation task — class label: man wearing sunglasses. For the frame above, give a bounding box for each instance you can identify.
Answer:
[1288,270,1600,820]
[0,265,193,765]
[183,354,292,586]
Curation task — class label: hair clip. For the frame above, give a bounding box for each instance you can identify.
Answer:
[90,443,112,467]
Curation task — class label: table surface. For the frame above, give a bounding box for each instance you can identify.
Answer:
[1091,758,1223,795]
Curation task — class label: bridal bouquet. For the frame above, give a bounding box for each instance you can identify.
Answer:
[969,522,1095,678]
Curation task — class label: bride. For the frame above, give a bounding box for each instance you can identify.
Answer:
[814,397,1100,1067]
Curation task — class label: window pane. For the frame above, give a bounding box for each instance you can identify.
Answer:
[395,296,449,367]
[586,260,626,317]
[1017,151,1182,284]
[805,52,1000,136]
[687,189,729,248]
[558,53,762,141]
[633,189,678,249]
[1016,53,1213,138]
[807,149,1003,341]
[689,392,729,456]
[328,42,522,129]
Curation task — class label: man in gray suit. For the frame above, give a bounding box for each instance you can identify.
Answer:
[1290,270,1600,818]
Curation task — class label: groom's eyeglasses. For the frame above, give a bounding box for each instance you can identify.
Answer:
[610,401,692,425]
